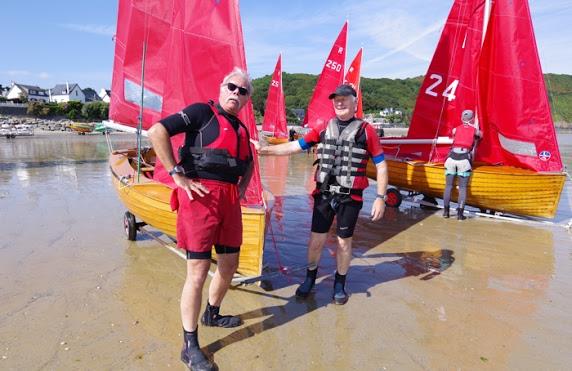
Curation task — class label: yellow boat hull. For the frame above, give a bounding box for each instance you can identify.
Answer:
[110,151,266,277]
[366,157,566,218]
[70,123,94,133]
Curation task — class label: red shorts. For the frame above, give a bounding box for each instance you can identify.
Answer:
[170,179,242,258]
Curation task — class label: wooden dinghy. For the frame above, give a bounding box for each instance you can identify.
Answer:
[367,0,566,219]
[110,148,266,277]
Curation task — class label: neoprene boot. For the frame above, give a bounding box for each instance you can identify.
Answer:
[181,328,216,371]
[295,268,318,298]
[457,207,466,220]
[201,302,242,328]
[332,272,349,305]
[443,206,450,218]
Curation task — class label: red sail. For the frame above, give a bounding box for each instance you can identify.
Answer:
[477,0,563,172]
[344,48,364,119]
[304,21,348,129]
[406,0,485,162]
[262,54,288,139]
[109,0,263,207]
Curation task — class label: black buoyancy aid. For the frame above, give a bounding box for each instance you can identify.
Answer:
[178,103,251,179]
[316,118,368,189]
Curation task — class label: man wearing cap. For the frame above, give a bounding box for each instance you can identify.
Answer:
[442,109,482,220]
[250,84,388,304]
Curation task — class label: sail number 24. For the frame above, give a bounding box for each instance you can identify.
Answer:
[425,74,459,102]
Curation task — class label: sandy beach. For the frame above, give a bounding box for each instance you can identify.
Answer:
[0,133,571,370]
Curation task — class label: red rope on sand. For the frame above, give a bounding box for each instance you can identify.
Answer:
[265,208,292,282]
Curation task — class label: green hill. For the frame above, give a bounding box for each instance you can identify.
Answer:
[251,73,572,126]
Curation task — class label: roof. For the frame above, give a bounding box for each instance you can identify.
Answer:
[13,83,48,96]
[51,83,81,95]
[83,89,102,101]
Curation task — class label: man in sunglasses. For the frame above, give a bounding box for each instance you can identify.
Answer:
[148,67,254,371]
[251,84,388,305]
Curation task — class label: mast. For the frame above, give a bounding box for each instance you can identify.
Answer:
[474,0,493,138]
[137,40,147,181]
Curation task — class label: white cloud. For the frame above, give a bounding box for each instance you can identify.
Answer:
[59,23,115,36]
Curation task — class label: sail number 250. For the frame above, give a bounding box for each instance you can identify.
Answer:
[325,59,342,72]
[425,74,459,102]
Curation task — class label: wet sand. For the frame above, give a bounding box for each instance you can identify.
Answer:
[1,134,571,370]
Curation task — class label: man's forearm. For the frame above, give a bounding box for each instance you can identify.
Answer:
[148,123,177,170]
[376,161,388,195]
[260,140,303,156]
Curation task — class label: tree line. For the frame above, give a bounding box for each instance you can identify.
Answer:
[26,101,109,121]
[251,73,572,125]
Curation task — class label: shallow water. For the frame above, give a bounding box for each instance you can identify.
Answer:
[0,132,571,369]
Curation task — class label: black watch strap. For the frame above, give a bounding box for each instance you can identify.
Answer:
[169,165,184,176]
[376,193,387,201]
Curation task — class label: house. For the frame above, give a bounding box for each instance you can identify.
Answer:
[380,107,403,117]
[98,88,111,103]
[0,84,10,98]
[6,83,50,102]
[83,88,102,102]
[50,83,85,103]
[291,108,305,122]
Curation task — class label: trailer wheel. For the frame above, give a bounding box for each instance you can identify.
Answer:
[385,188,402,208]
[124,211,137,241]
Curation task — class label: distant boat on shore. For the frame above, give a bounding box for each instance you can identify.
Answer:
[70,122,94,135]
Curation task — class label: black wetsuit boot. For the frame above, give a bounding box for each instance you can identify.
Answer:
[181,328,216,371]
[443,206,450,218]
[332,272,349,305]
[201,302,242,328]
[295,268,318,298]
[457,207,466,220]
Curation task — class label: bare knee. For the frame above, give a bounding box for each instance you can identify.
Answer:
[217,254,239,278]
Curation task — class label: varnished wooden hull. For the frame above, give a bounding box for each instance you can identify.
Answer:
[366,157,566,218]
[70,123,94,133]
[110,151,266,277]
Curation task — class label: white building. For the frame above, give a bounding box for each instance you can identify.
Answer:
[98,88,111,103]
[50,83,85,103]
[6,83,49,102]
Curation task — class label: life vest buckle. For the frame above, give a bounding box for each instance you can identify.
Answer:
[328,185,350,195]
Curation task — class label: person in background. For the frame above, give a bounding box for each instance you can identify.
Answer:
[442,109,482,220]
[148,67,254,371]
[251,84,388,305]
[289,127,296,141]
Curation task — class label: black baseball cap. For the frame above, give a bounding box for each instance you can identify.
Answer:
[328,84,357,99]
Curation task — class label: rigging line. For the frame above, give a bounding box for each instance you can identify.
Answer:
[429,1,470,162]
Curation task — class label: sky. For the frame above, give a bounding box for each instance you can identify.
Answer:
[1,0,571,91]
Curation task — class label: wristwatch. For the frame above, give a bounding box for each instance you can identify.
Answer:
[376,193,387,201]
[168,165,185,177]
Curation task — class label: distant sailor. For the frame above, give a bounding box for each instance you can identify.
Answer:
[251,84,388,305]
[442,109,482,220]
[148,68,254,371]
